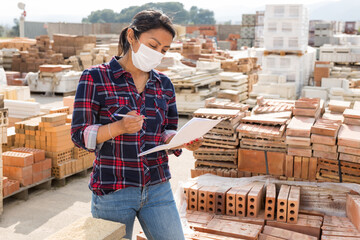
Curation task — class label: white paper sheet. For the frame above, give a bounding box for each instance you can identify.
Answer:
[138,117,222,157]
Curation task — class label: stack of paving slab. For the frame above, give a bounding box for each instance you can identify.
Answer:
[218,72,249,102]
[169,67,222,114]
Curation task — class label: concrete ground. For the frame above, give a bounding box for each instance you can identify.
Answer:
[0,93,195,240]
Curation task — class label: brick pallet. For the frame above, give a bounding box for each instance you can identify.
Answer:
[11,35,65,74]
[52,34,96,59]
[192,108,246,175]
[7,107,95,183]
[237,115,288,153]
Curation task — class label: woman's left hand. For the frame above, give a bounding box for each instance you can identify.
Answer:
[184,138,203,151]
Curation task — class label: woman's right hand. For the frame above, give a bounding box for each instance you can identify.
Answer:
[117,110,144,134]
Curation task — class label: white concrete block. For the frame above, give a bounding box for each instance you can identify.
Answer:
[321,78,344,88]
[46,216,126,240]
[302,87,328,100]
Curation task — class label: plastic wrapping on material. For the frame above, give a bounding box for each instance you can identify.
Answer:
[175,174,360,223]
[0,67,6,85]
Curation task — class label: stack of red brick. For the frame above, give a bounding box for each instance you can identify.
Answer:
[52,34,96,58]
[151,181,360,240]
[4,71,27,86]
[2,148,51,189]
[9,103,94,181]
[12,35,64,73]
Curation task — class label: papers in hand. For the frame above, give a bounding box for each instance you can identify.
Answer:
[138,117,222,157]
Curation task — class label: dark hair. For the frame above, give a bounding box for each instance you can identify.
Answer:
[118,9,176,56]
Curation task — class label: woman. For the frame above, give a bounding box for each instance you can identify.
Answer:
[71,10,202,240]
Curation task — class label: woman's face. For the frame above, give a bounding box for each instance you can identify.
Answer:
[128,28,173,55]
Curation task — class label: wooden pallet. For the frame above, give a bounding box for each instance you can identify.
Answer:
[195,160,238,169]
[3,177,53,201]
[193,147,238,163]
[317,158,360,184]
[263,50,305,56]
[240,138,287,152]
[203,138,239,149]
[52,167,92,187]
[204,132,237,141]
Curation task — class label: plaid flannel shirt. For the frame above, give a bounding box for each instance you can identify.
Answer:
[71,56,182,195]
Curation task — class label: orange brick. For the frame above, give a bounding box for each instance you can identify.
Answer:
[43,169,51,179]
[206,186,218,213]
[189,184,202,211]
[3,151,34,167]
[12,147,45,163]
[265,183,277,220]
[198,187,209,212]
[285,155,294,178]
[287,186,301,223]
[4,165,33,186]
[235,184,253,217]
[226,187,242,216]
[33,171,44,183]
[277,185,290,222]
[33,161,43,173]
[215,186,231,215]
[247,183,264,218]
[43,158,52,170]
[183,182,195,210]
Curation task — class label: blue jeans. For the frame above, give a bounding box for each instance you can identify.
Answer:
[91,181,185,240]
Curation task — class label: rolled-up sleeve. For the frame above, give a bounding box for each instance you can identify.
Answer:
[162,83,182,157]
[71,69,101,152]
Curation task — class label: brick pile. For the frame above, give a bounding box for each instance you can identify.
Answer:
[12,35,64,73]
[52,34,96,58]
[189,98,360,184]
[2,149,51,188]
[167,180,360,240]
[191,108,247,178]
[0,38,36,51]
[9,102,94,180]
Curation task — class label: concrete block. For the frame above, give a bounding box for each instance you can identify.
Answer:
[46,216,126,240]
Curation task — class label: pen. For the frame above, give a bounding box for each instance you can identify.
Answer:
[114,113,148,119]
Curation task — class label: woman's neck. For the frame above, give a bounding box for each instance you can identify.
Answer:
[118,53,147,79]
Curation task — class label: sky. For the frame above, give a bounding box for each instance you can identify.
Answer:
[0,0,349,26]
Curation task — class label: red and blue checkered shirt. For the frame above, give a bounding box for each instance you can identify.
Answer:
[71,56,182,195]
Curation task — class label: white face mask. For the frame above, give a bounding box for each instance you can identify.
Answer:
[130,39,164,72]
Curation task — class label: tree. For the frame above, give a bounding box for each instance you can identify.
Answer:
[0,25,4,37]
[82,9,117,23]
[189,6,198,24]
[82,2,215,25]
[195,9,215,25]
